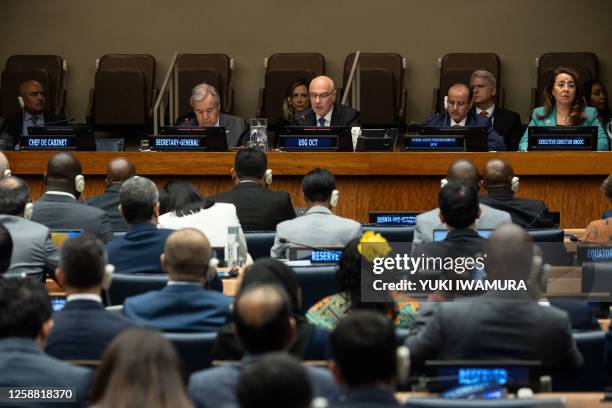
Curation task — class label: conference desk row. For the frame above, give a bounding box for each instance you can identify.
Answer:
[6,151,612,228]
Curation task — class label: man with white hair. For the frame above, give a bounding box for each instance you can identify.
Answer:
[294,75,360,127]
[177,83,247,147]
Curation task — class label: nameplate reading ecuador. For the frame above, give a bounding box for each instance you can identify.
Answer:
[20,136,75,150]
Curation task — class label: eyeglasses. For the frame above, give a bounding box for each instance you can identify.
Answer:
[309,90,335,101]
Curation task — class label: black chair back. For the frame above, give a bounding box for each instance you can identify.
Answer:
[245,231,276,260]
[107,273,168,306]
[292,265,338,313]
[163,332,217,376]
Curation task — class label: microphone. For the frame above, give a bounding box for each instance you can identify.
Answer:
[278,237,336,253]
[42,117,74,126]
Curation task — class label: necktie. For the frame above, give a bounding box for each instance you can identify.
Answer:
[31,116,39,126]
[479,110,488,117]
[318,117,326,127]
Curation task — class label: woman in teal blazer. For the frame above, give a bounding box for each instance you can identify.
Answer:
[519,67,609,151]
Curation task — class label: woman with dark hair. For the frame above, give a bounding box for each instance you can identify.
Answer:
[277,78,310,128]
[519,67,609,151]
[306,237,419,329]
[89,328,194,408]
[211,258,329,360]
[158,179,247,259]
[584,80,612,133]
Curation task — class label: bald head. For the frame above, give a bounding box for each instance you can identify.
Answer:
[483,159,514,190]
[19,80,46,114]
[0,152,9,177]
[486,224,533,281]
[106,158,136,185]
[163,228,212,281]
[45,153,83,196]
[309,76,336,118]
[0,177,30,216]
[447,160,480,188]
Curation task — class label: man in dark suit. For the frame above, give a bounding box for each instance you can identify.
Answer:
[31,152,113,242]
[470,70,523,151]
[209,148,295,231]
[87,157,136,232]
[176,82,247,147]
[423,83,506,151]
[106,175,173,274]
[123,228,232,332]
[406,224,583,374]
[294,75,360,127]
[45,234,132,360]
[480,159,555,228]
[0,278,91,407]
[4,80,67,149]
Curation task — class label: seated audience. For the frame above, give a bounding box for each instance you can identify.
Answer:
[413,160,511,244]
[0,278,91,406]
[158,179,248,260]
[406,224,583,373]
[481,159,556,228]
[307,236,419,329]
[271,168,361,258]
[107,176,173,274]
[519,67,609,151]
[176,82,247,147]
[584,79,611,134]
[188,285,339,408]
[31,152,113,242]
[90,327,194,408]
[45,234,132,360]
[4,80,67,149]
[277,78,311,128]
[212,258,329,361]
[237,352,313,408]
[123,228,231,332]
[330,311,401,408]
[0,224,12,275]
[584,174,612,243]
[209,148,296,231]
[87,157,136,232]
[423,83,506,151]
[294,75,360,126]
[470,70,522,150]
[0,177,58,279]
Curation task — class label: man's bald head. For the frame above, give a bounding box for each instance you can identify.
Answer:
[447,160,480,188]
[309,76,336,118]
[234,285,293,353]
[483,159,514,190]
[162,228,212,281]
[0,152,9,177]
[106,158,136,185]
[486,224,534,281]
[0,177,30,216]
[45,153,83,196]
[19,80,46,114]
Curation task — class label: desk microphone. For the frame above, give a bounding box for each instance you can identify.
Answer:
[278,238,337,253]
[42,117,74,126]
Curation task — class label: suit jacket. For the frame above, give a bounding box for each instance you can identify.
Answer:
[480,190,556,229]
[123,283,232,332]
[423,111,506,151]
[0,337,91,408]
[5,112,68,149]
[294,104,360,127]
[86,184,127,232]
[271,206,362,258]
[413,204,512,245]
[331,387,400,408]
[547,298,600,331]
[106,223,173,274]
[471,106,522,151]
[188,354,339,408]
[519,106,609,151]
[32,193,113,243]
[45,299,133,360]
[177,112,247,147]
[0,215,58,280]
[406,293,583,373]
[209,182,296,231]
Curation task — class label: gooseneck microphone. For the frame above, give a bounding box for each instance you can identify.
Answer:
[278,237,334,253]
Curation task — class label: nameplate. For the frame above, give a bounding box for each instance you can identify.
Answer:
[404,135,465,151]
[280,135,338,151]
[533,136,590,147]
[288,247,342,263]
[149,136,206,151]
[527,126,596,151]
[20,136,76,150]
[577,245,612,264]
[369,212,419,226]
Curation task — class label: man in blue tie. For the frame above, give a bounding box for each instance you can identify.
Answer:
[294,76,360,127]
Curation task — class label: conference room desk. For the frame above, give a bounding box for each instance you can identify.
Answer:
[6,151,612,227]
[396,392,607,407]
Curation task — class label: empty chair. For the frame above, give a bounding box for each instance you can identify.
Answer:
[432,53,502,115]
[361,225,414,243]
[342,52,406,127]
[244,231,276,260]
[163,332,217,376]
[107,273,168,306]
[292,265,338,313]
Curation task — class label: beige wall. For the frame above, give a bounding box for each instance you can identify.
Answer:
[1,0,610,123]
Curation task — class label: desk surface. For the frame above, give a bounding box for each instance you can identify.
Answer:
[396,392,607,408]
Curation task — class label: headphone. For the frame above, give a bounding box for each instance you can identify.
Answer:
[396,346,410,386]
[264,169,273,185]
[102,264,115,290]
[17,96,25,109]
[511,176,520,193]
[330,189,340,208]
[440,178,449,189]
[207,257,220,281]
[23,202,33,220]
[3,169,11,178]
[75,174,85,193]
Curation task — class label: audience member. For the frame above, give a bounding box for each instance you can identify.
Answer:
[294,76,360,127]
[307,236,419,329]
[212,258,329,361]
[423,83,506,151]
[123,228,231,332]
[519,67,609,151]
[237,352,312,408]
[4,80,67,149]
[481,159,556,228]
[188,285,339,408]
[406,224,583,373]
[584,80,611,134]
[470,70,522,150]
[176,82,247,147]
[0,278,91,407]
[583,174,612,243]
[209,148,296,231]
[158,179,248,259]
[45,234,132,360]
[31,152,113,242]
[278,78,311,128]
[0,224,12,275]
[0,176,58,279]
[87,157,136,232]
[330,311,400,408]
[107,176,173,274]
[271,168,361,258]
[90,327,194,408]
[413,160,511,244]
